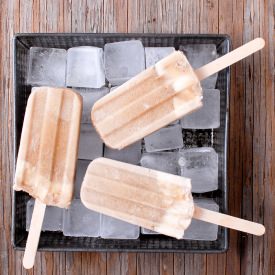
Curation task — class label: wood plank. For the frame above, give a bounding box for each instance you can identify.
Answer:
[114,0,128,32]
[1,0,19,274]
[19,0,33,32]
[206,254,226,275]
[107,253,121,275]
[107,253,136,275]
[160,253,174,275]
[137,253,160,275]
[120,253,137,275]
[261,1,275,274]
[78,252,106,275]
[241,0,255,273]
[103,0,128,33]
[224,0,245,273]
[250,8,265,272]
[127,0,144,33]
[86,0,104,32]
[184,254,207,275]
[103,0,116,32]
[71,0,86,32]
[63,0,72,32]
[199,0,219,33]
[173,253,185,275]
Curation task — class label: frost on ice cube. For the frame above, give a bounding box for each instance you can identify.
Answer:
[144,124,183,152]
[66,46,105,88]
[145,47,175,68]
[27,47,67,87]
[100,214,140,239]
[140,152,178,175]
[104,40,145,85]
[180,44,218,88]
[74,159,90,199]
[104,141,141,165]
[78,123,103,160]
[63,199,100,237]
[26,199,63,231]
[180,89,220,129]
[178,147,218,193]
[74,87,109,123]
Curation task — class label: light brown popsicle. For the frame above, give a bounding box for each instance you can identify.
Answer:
[14,87,82,268]
[14,87,82,208]
[92,38,265,149]
[92,51,202,149]
[81,158,265,239]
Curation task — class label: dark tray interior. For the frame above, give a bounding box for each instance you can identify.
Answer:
[13,33,230,252]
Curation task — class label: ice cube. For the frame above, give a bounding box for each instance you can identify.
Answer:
[180,89,220,129]
[100,214,140,239]
[104,40,145,85]
[27,47,67,87]
[78,123,103,160]
[63,199,100,237]
[26,199,63,231]
[73,87,109,123]
[183,198,219,240]
[66,46,105,88]
[104,141,141,164]
[141,198,219,241]
[179,44,218,88]
[144,124,183,152]
[140,152,178,175]
[145,47,175,68]
[178,147,218,193]
[74,159,90,198]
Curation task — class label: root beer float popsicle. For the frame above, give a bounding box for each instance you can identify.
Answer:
[92,38,265,149]
[14,87,82,269]
[81,158,265,238]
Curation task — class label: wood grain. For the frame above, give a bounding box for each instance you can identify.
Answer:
[0,0,274,274]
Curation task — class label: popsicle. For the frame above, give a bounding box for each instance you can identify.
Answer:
[92,38,265,149]
[14,87,82,268]
[81,158,265,239]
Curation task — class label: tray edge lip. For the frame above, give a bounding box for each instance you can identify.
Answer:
[12,33,231,252]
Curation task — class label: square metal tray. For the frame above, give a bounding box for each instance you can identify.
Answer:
[12,33,230,252]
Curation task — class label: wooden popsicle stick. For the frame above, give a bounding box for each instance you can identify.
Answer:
[23,199,46,269]
[195,38,265,81]
[193,206,265,236]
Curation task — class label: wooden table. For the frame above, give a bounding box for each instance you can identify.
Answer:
[1,0,274,274]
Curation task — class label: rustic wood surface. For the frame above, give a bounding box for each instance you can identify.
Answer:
[0,0,274,274]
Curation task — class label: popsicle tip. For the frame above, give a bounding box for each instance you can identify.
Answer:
[255,37,265,49]
[23,257,34,269]
[256,224,265,236]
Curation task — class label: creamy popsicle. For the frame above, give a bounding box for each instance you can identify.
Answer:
[14,87,82,268]
[14,87,82,207]
[81,158,265,239]
[92,51,202,149]
[92,38,265,149]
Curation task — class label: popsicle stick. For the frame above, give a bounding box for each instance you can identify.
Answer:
[23,199,46,269]
[193,206,265,236]
[195,38,265,81]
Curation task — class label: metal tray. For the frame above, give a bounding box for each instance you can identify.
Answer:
[12,33,230,252]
